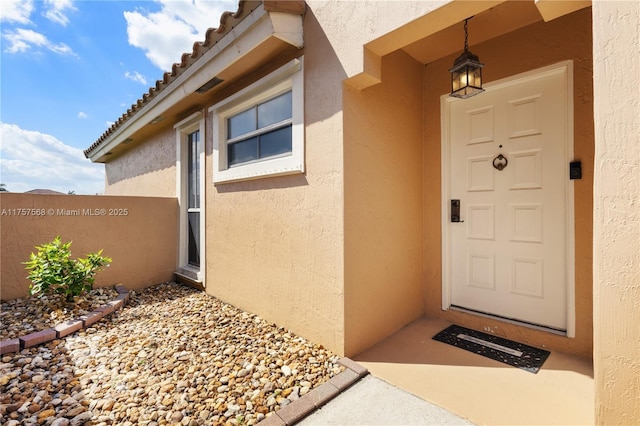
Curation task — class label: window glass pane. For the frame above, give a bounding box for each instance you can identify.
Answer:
[187,131,200,208]
[228,108,256,139]
[228,137,258,166]
[259,125,292,159]
[188,212,200,267]
[258,91,292,129]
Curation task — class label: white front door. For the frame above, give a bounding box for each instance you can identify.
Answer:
[442,63,574,332]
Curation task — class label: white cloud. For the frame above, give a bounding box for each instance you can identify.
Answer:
[43,0,76,26]
[124,0,237,71]
[2,28,76,56]
[0,123,104,194]
[78,112,88,119]
[124,71,148,85]
[0,0,34,24]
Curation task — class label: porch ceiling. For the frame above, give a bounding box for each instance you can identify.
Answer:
[401,0,543,65]
[347,0,591,89]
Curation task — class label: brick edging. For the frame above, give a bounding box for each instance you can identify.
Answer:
[258,357,369,425]
[0,285,130,355]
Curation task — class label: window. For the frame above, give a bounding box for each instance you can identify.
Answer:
[186,130,200,267]
[211,58,304,183]
[227,91,292,167]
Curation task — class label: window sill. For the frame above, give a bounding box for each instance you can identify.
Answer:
[213,156,304,184]
[175,267,202,284]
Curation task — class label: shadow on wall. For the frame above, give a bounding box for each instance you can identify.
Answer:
[0,193,178,301]
[302,8,348,127]
[215,174,309,193]
[214,8,347,195]
[104,125,177,187]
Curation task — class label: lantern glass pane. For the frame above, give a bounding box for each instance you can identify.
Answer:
[471,68,482,88]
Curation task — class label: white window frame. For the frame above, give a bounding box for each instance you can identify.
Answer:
[175,111,205,283]
[210,57,304,184]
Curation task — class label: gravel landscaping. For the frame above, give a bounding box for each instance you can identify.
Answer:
[0,282,344,425]
[1,288,119,342]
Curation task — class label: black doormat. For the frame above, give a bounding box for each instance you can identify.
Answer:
[432,324,550,373]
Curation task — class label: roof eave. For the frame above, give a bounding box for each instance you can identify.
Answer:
[86,1,305,163]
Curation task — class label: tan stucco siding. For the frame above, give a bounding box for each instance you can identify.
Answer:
[592,1,640,424]
[0,193,177,301]
[201,12,347,355]
[104,126,177,197]
[343,50,425,357]
[305,0,444,78]
[423,8,594,357]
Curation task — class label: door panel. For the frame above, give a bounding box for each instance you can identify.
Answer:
[445,66,571,331]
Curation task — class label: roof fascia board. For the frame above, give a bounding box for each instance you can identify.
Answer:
[263,0,306,15]
[91,3,304,162]
[176,5,271,95]
[269,11,304,47]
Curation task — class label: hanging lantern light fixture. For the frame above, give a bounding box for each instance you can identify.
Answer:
[449,17,484,98]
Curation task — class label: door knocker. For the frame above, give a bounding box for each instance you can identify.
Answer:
[493,153,508,171]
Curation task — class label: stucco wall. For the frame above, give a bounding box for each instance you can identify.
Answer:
[0,193,178,301]
[305,0,444,78]
[343,50,425,357]
[104,125,177,197]
[201,10,347,355]
[592,1,640,424]
[423,8,594,357]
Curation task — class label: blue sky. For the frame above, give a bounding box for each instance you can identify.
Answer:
[1,0,236,194]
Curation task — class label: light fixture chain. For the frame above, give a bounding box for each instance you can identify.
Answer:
[464,18,469,52]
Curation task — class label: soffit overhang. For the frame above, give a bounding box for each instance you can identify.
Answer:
[85,1,305,163]
[347,0,591,90]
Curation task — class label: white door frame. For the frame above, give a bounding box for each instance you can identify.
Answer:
[440,61,576,337]
[175,111,206,285]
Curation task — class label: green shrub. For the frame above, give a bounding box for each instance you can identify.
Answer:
[24,236,112,302]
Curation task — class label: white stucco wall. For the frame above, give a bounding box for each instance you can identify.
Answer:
[592,1,640,424]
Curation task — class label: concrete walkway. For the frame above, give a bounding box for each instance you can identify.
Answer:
[298,375,473,425]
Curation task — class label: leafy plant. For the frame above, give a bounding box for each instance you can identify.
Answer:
[24,236,112,302]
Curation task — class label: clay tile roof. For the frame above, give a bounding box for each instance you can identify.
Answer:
[84,1,256,158]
